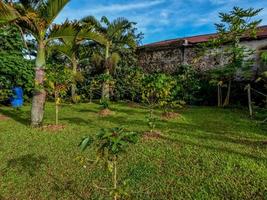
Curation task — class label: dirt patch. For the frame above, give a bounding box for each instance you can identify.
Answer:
[143,131,164,140]
[0,115,10,121]
[41,124,65,132]
[161,112,180,120]
[98,109,113,117]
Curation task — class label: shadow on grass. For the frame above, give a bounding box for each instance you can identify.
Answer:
[6,154,47,176]
[152,134,267,162]
[61,117,92,126]
[49,174,87,200]
[100,115,147,127]
[111,107,148,115]
[0,108,29,125]
[75,108,99,113]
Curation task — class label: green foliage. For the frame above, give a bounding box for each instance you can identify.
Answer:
[259,52,267,91]
[46,64,72,97]
[113,65,199,105]
[114,66,144,101]
[80,127,138,157]
[146,109,157,132]
[0,25,34,101]
[209,6,262,83]
[142,73,181,110]
[261,52,267,65]
[174,65,201,103]
[46,64,72,124]
[203,7,263,107]
[85,77,101,102]
[80,127,138,200]
[100,98,110,109]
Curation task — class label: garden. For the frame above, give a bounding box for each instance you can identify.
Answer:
[0,1,267,200]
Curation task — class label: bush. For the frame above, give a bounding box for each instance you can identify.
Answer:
[0,25,34,102]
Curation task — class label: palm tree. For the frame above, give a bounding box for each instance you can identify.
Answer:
[49,20,107,103]
[82,16,137,101]
[0,1,19,23]
[0,0,72,126]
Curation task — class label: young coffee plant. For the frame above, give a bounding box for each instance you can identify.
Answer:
[46,64,72,125]
[147,110,157,133]
[100,98,110,110]
[79,127,138,200]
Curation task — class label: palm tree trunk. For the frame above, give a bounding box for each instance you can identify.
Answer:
[223,80,231,107]
[31,41,46,127]
[102,44,110,101]
[71,56,78,103]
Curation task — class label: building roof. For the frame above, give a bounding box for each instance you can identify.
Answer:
[139,25,267,50]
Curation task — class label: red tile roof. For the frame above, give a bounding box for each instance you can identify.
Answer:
[140,26,267,50]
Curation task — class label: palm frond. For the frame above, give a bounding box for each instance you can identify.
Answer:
[78,27,107,46]
[107,17,132,38]
[81,15,102,29]
[47,20,80,43]
[15,12,40,38]
[0,1,19,23]
[48,43,73,60]
[100,16,110,26]
[19,0,44,11]
[39,0,69,26]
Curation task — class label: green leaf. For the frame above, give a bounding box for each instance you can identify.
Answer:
[79,136,94,151]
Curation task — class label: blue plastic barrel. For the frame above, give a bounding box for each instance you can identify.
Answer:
[10,87,23,108]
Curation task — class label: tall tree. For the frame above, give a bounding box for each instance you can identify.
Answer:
[49,20,107,103]
[0,0,72,126]
[209,7,262,107]
[82,16,138,101]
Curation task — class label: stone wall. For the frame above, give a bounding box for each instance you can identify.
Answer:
[137,38,267,74]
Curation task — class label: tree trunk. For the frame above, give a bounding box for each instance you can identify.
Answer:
[247,84,253,118]
[223,80,232,107]
[31,41,46,127]
[102,44,110,101]
[71,56,78,103]
[217,83,222,107]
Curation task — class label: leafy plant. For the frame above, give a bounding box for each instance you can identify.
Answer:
[0,25,34,101]
[114,66,144,102]
[0,0,71,126]
[173,65,200,104]
[46,64,72,125]
[206,7,262,107]
[146,109,157,133]
[49,20,107,103]
[100,98,110,110]
[81,16,140,101]
[79,127,138,200]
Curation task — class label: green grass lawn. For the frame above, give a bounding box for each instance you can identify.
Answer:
[0,102,267,200]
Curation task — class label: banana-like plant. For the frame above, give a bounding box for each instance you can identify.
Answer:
[80,127,138,200]
[82,16,138,101]
[0,0,71,126]
[49,20,107,103]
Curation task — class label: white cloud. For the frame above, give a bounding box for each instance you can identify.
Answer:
[88,0,165,14]
[56,0,165,22]
[55,0,267,44]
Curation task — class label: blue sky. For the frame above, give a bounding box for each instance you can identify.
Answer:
[56,0,267,44]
